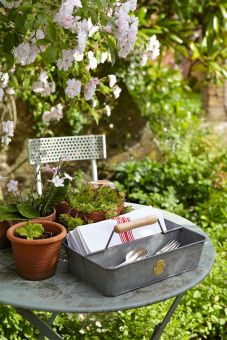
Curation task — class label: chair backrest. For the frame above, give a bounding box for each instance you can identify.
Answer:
[27,135,107,194]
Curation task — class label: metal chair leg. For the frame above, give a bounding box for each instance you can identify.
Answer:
[15,308,62,340]
[150,293,185,340]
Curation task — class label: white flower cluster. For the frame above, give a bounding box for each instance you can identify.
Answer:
[13,29,45,65]
[113,0,138,58]
[108,74,122,98]
[54,1,98,55]
[32,71,56,97]
[65,78,81,98]
[141,35,160,66]
[1,120,14,145]
[0,72,9,101]
[0,0,21,8]
[57,49,75,71]
[54,0,82,30]
[84,78,99,101]
[42,103,63,122]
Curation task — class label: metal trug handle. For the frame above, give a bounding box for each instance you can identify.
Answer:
[105,215,159,251]
[114,215,158,233]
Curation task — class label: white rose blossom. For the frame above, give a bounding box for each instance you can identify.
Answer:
[0,0,21,8]
[54,0,82,30]
[141,35,160,66]
[74,50,84,61]
[105,104,111,117]
[100,52,108,64]
[32,71,56,97]
[0,72,9,88]
[87,51,97,70]
[113,1,138,58]
[84,78,99,101]
[13,42,39,65]
[113,85,121,99]
[108,74,117,88]
[57,49,75,71]
[42,104,63,122]
[65,78,81,98]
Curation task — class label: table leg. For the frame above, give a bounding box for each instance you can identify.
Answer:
[150,293,185,340]
[15,308,62,340]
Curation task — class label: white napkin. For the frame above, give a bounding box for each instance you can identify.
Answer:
[67,206,166,255]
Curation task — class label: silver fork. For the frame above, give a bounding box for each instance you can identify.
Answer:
[155,240,181,255]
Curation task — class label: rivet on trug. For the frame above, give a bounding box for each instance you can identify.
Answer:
[153,260,165,275]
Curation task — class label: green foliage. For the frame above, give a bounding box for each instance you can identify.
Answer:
[15,221,44,240]
[68,184,125,217]
[16,202,40,219]
[120,62,202,138]
[138,0,227,83]
[39,181,69,217]
[59,214,84,231]
[113,132,227,229]
[0,181,69,220]
[0,204,25,221]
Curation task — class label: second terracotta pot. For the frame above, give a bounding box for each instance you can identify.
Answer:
[7,220,66,280]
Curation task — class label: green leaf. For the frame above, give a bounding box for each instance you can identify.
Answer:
[0,204,23,221]
[24,14,35,30]
[46,19,57,42]
[169,34,183,44]
[106,36,116,65]
[3,33,15,53]
[219,5,227,19]
[213,16,219,33]
[16,222,44,240]
[42,46,58,64]
[36,38,50,46]
[30,223,44,238]
[17,202,40,218]
[41,183,69,216]
[5,53,15,68]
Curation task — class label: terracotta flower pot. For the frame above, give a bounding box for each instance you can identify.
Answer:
[56,200,125,223]
[0,209,56,249]
[69,202,124,223]
[7,220,66,281]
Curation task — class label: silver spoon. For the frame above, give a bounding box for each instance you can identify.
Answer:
[115,248,148,268]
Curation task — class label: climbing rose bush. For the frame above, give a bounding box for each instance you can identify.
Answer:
[0,0,160,140]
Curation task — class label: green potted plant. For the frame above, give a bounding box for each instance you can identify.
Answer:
[60,183,125,223]
[7,220,66,280]
[0,162,71,248]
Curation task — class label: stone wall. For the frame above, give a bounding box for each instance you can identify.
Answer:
[201,81,227,121]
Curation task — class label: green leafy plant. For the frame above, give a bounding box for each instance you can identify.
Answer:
[68,184,125,218]
[0,159,70,221]
[15,221,44,240]
[59,214,84,231]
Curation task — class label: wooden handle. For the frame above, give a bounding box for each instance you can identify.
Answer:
[114,216,158,233]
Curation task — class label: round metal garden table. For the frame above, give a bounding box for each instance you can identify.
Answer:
[0,205,215,340]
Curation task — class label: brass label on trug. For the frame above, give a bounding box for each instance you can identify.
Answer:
[153,260,165,275]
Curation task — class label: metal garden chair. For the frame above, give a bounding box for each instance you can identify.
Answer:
[27,135,107,195]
